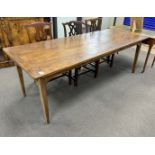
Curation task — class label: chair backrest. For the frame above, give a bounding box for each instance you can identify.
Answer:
[25,22,52,43]
[62,21,85,37]
[85,17,102,32]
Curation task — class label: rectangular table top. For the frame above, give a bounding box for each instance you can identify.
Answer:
[4,28,149,80]
[111,25,155,38]
[111,25,155,46]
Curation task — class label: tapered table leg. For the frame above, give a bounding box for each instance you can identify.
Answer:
[132,43,141,73]
[37,78,49,124]
[16,66,26,97]
[141,44,153,73]
[151,56,155,68]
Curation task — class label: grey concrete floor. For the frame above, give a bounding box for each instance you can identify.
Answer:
[0,47,155,137]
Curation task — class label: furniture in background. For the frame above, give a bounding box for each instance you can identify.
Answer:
[85,17,102,33]
[123,17,155,72]
[24,22,52,43]
[62,20,100,86]
[25,22,72,85]
[113,24,155,73]
[130,17,144,32]
[62,21,84,37]
[124,17,155,31]
[0,39,11,68]
[151,56,155,67]
[129,18,155,73]
[0,17,50,68]
[85,17,115,68]
[4,28,149,124]
[141,38,155,72]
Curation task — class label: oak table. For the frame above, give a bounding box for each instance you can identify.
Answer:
[3,28,149,124]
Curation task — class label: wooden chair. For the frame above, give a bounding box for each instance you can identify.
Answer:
[62,21,84,37]
[62,20,99,86]
[85,17,102,33]
[25,22,72,85]
[85,17,115,68]
[25,22,52,43]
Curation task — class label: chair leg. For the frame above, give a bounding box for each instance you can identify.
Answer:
[151,56,155,68]
[74,68,79,87]
[106,56,110,64]
[94,60,99,78]
[110,54,115,68]
[68,70,72,85]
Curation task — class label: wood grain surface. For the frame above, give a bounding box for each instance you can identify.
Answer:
[4,28,149,80]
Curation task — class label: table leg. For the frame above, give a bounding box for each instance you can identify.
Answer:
[37,78,49,124]
[16,66,26,97]
[141,44,153,73]
[151,56,155,68]
[132,43,141,73]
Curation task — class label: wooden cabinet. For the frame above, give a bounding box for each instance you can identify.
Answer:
[0,17,49,68]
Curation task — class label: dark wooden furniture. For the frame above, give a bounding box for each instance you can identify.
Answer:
[85,17,115,68]
[62,21,84,37]
[4,28,149,124]
[62,20,100,86]
[85,17,102,33]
